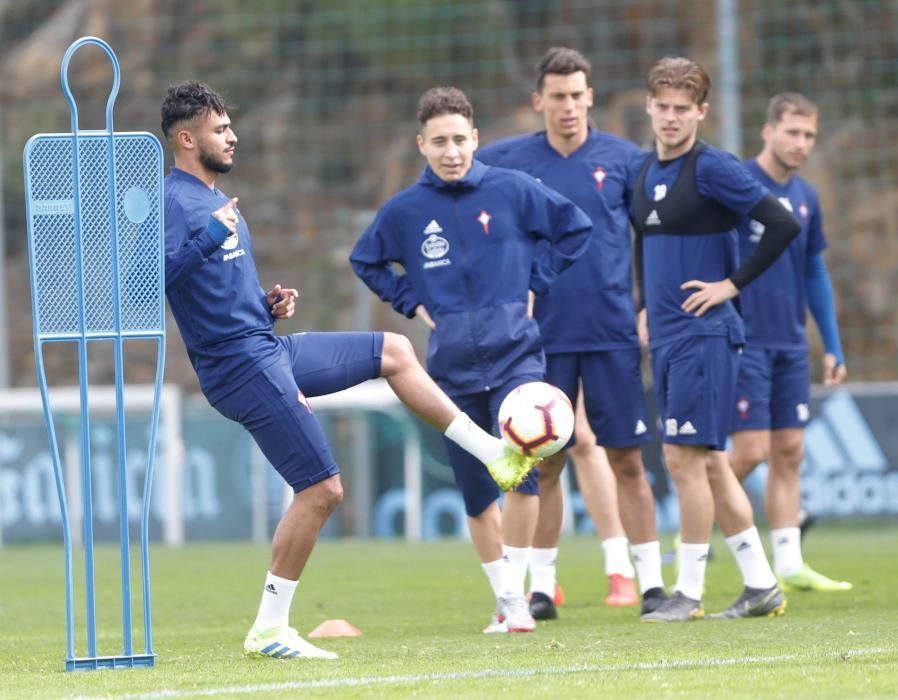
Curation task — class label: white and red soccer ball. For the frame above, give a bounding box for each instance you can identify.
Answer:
[498,381,574,458]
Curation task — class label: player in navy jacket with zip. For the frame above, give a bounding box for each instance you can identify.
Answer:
[351,86,591,634]
[629,58,800,622]
[477,47,667,619]
[728,93,851,593]
[162,82,543,659]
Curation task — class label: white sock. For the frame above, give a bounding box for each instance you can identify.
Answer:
[630,541,665,593]
[770,527,803,578]
[481,558,506,599]
[502,545,530,598]
[445,412,504,464]
[253,572,298,631]
[726,526,778,589]
[675,543,710,601]
[528,547,557,596]
[602,536,636,578]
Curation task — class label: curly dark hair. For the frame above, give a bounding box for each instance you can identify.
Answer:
[160,81,230,138]
[416,86,473,126]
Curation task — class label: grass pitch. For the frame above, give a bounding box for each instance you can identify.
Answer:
[1,522,896,699]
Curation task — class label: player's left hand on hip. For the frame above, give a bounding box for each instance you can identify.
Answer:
[415,304,436,330]
[637,308,649,347]
[823,353,847,385]
[680,278,738,317]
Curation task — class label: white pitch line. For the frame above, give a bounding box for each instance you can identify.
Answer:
[67,647,896,700]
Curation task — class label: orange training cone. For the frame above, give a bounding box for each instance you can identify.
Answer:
[308,619,363,638]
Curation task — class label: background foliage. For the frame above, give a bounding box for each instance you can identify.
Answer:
[2,0,897,388]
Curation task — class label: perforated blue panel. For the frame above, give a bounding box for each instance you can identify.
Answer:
[25,35,163,673]
[25,132,163,337]
[114,136,164,333]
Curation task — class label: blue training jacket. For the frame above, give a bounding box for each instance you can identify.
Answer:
[350,160,591,396]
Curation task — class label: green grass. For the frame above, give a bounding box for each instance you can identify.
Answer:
[1,523,896,699]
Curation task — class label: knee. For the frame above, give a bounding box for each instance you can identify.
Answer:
[307,475,344,514]
[566,438,594,464]
[772,436,804,470]
[733,442,768,471]
[662,446,697,483]
[608,447,644,481]
[381,332,417,376]
[537,452,566,486]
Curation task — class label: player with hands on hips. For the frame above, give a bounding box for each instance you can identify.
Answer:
[351,86,591,634]
[628,57,800,622]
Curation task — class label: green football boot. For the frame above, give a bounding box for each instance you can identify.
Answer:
[485,447,542,491]
[244,625,337,660]
[780,563,852,592]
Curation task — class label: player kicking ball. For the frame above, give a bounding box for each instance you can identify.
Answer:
[160,82,539,659]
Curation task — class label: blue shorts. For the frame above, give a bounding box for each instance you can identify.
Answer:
[444,374,542,518]
[730,346,810,432]
[546,350,651,449]
[651,335,740,452]
[210,332,383,492]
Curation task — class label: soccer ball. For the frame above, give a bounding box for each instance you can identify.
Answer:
[498,381,574,458]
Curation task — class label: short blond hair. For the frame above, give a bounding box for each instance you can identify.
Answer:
[646,57,711,104]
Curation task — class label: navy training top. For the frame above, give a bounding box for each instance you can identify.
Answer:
[629,143,769,348]
[164,167,279,402]
[736,159,827,349]
[477,130,641,352]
